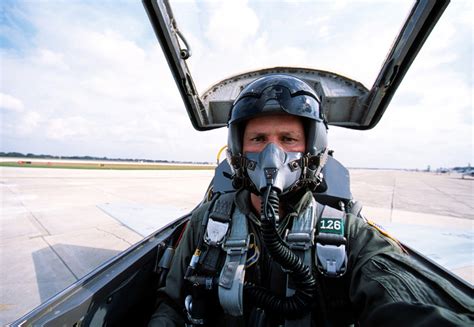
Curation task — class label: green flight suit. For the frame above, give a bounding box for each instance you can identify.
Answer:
[149,189,473,326]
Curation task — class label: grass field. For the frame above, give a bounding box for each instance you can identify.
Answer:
[0,161,216,170]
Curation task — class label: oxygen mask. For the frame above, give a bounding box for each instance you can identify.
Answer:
[245,143,303,195]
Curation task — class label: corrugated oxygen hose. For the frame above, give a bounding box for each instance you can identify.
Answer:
[244,187,317,319]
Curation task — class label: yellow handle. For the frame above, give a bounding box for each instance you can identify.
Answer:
[216,145,228,165]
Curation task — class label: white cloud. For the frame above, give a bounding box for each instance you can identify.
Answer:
[15,111,41,136]
[46,116,91,140]
[205,0,259,49]
[0,93,24,112]
[72,29,147,72]
[33,48,69,70]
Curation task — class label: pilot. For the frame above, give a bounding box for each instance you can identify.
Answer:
[149,74,472,326]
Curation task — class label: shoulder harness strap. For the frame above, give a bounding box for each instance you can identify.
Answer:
[185,193,248,323]
[204,193,234,246]
[200,192,250,317]
[218,205,249,317]
[315,205,348,277]
[285,196,319,327]
[286,196,319,289]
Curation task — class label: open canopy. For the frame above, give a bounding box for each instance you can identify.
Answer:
[143,0,449,131]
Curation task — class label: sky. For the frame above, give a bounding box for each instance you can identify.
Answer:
[0,0,472,169]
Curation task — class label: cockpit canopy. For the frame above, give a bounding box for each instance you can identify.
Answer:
[143,0,449,131]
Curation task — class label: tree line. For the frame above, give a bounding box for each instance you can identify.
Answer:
[0,152,212,165]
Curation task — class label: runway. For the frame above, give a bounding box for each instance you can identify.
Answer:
[1,167,472,324]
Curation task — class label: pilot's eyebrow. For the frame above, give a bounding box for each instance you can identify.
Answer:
[279,131,303,136]
[245,132,266,137]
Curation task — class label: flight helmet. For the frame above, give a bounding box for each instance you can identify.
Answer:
[227,74,329,193]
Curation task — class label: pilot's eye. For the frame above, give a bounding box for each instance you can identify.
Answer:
[282,136,297,143]
[251,135,266,142]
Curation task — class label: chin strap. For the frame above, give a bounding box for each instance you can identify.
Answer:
[299,148,329,191]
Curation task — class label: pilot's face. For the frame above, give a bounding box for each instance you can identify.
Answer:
[243,114,305,153]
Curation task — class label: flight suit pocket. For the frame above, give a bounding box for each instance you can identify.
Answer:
[363,255,441,305]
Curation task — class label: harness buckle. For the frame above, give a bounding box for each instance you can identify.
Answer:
[316,242,347,277]
[204,218,229,246]
[287,232,313,251]
[222,238,248,255]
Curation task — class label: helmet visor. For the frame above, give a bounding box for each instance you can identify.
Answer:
[229,86,322,124]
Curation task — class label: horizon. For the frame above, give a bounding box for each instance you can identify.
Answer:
[1,151,470,171]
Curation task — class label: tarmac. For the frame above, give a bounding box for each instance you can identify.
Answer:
[1,167,473,324]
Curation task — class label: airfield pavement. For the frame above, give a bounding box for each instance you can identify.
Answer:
[1,167,473,324]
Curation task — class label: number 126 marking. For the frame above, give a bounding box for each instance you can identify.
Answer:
[321,219,341,231]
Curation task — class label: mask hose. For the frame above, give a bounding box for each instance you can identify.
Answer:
[244,187,317,318]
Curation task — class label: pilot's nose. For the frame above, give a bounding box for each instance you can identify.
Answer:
[266,136,281,148]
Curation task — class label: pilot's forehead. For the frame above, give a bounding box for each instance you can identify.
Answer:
[243,114,304,133]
